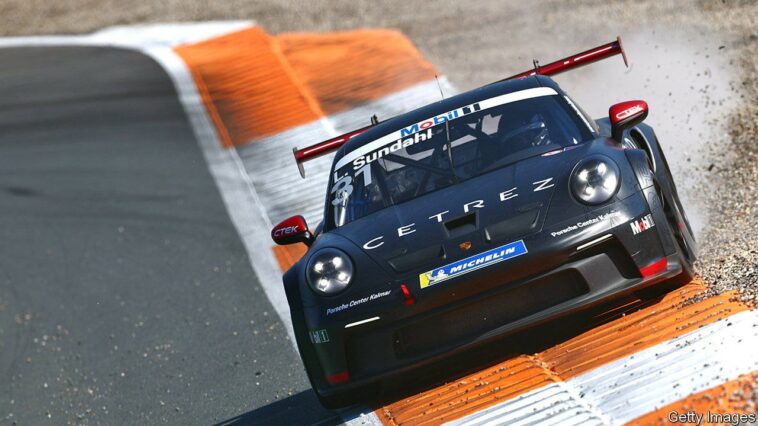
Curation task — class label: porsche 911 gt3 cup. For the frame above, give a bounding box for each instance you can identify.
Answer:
[271,38,697,408]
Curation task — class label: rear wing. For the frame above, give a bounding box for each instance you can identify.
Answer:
[293,36,628,178]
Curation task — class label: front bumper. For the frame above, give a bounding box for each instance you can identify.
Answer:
[298,188,681,397]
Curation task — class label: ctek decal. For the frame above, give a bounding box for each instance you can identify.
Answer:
[615,104,644,121]
[419,240,527,288]
[309,329,330,344]
[325,290,392,315]
[273,225,299,237]
[630,214,655,235]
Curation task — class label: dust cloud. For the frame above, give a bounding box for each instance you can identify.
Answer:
[554,31,738,237]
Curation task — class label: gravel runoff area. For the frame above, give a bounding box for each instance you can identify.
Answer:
[2,1,756,310]
[696,36,758,305]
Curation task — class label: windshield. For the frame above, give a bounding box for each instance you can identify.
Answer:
[327,87,595,228]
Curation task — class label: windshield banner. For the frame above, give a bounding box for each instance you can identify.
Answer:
[333,87,558,171]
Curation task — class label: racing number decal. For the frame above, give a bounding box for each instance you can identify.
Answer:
[330,175,353,206]
[331,164,372,206]
[355,163,372,186]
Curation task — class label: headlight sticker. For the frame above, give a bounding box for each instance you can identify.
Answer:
[419,240,527,289]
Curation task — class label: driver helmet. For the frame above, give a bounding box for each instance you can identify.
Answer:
[498,108,550,150]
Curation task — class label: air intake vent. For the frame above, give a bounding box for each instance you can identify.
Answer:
[444,213,477,238]
[387,245,445,273]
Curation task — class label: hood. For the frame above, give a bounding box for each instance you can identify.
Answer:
[331,145,590,276]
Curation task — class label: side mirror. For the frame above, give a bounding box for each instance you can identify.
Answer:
[609,100,648,143]
[271,215,314,246]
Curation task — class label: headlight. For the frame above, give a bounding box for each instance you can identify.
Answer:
[570,156,620,205]
[306,248,354,295]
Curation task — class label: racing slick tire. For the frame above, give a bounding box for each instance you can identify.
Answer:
[636,142,696,300]
[314,382,377,410]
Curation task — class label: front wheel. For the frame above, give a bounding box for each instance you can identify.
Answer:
[635,205,693,302]
[636,180,695,302]
[637,175,695,301]
[315,381,380,409]
[315,390,354,410]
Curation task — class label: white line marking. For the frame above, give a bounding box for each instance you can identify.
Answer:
[448,309,758,425]
[0,21,253,49]
[447,383,609,426]
[554,380,613,426]
[340,409,386,426]
[572,309,758,423]
[142,46,297,345]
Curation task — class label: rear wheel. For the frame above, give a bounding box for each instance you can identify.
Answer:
[667,195,696,278]
[635,190,693,300]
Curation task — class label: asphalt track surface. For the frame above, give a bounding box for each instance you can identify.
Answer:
[0,46,330,425]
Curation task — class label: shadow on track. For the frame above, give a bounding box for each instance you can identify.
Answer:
[213,389,342,426]
[216,289,679,425]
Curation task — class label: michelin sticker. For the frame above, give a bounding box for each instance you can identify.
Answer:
[419,240,527,289]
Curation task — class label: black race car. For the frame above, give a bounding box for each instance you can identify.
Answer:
[271,38,697,408]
